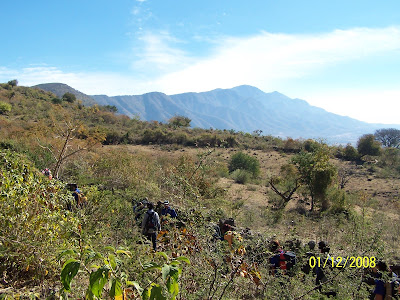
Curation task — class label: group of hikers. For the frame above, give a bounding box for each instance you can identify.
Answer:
[135,199,400,299]
[55,172,399,299]
[132,198,177,251]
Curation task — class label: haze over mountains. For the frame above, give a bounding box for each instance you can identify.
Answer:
[33,83,399,144]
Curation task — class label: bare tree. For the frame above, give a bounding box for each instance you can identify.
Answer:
[268,164,300,209]
[337,167,353,189]
[269,177,300,209]
[38,121,105,178]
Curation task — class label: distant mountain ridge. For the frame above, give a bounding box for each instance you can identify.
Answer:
[33,83,400,144]
[33,83,96,106]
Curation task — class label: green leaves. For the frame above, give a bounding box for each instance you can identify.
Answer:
[60,259,80,291]
[89,266,109,298]
[109,278,123,298]
[175,256,190,265]
[140,254,190,300]
[143,284,167,300]
[143,261,162,271]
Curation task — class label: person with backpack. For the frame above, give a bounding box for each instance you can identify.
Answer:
[142,202,161,251]
[68,183,87,208]
[269,240,296,276]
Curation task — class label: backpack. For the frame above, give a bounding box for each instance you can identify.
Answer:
[284,251,296,271]
[75,192,87,206]
[146,211,158,230]
[272,250,296,275]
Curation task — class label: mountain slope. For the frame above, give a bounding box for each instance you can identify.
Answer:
[92,85,399,144]
[33,82,400,144]
[32,83,96,106]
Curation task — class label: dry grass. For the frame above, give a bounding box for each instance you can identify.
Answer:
[101,144,400,260]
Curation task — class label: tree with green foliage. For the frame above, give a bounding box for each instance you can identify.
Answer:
[374,128,400,148]
[0,101,12,114]
[52,97,63,104]
[343,143,359,161]
[357,134,381,156]
[229,151,260,178]
[101,105,118,113]
[291,144,337,211]
[7,79,18,87]
[62,92,77,103]
[168,115,191,129]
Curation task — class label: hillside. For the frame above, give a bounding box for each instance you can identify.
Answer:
[92,85,400,144]
[1,82,400,299]
[32,82,400,144]
[33,83,97,106]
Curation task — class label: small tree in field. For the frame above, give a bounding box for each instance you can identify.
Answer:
[291,144,336,211]
[38,121,105,178]
[357,134,381,156]
[62,92,77,103]
[7,79,18,87]
[269,164,300,209]
[168,115,191,129]
[229,151,260,178]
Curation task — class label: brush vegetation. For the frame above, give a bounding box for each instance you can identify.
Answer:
[1,82,400,299]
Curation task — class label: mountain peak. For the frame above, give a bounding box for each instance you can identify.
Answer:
[230,85,264,97]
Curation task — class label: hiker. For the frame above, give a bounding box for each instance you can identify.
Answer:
[161,200,177,218]
[269,240,296,276]
[302,240,317,275]
[369,260,394,300]
[219,218,235,236]
[315,241,337,297]
[141,202,161,251]
[68,183,87,207]
[42,168,52,180]
[134,198,148,221]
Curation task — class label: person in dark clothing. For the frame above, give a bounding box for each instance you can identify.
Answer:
[141,202,161,251]
[269,240,289,276]
[161,200,177,218]
[315,241,337,297]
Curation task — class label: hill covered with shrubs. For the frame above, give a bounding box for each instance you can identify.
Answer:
[1,81,400,299]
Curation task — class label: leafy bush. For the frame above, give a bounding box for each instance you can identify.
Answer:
[228,151,260,178]
[0,150,79,287]
[51,97,62,104]
[327,188,348,213]
[0,100,11,114]
[62,92,76,103]
[230,169,251,184]
[357,134,381,156]
[343,143,359,161]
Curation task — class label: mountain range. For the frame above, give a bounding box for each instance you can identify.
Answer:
[32,83,399,144]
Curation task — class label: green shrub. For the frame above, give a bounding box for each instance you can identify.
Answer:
[230,169,251,184]
[343,143,359,161]
[327,188,347,213]
[0,101,12,114]
[52,97,63,104]
[357,134,381,156]
[228,151,260,177]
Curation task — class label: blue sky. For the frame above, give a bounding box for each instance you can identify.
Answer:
[1,0,400,124]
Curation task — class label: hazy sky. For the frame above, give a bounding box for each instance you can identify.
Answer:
[1,0,399,124]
